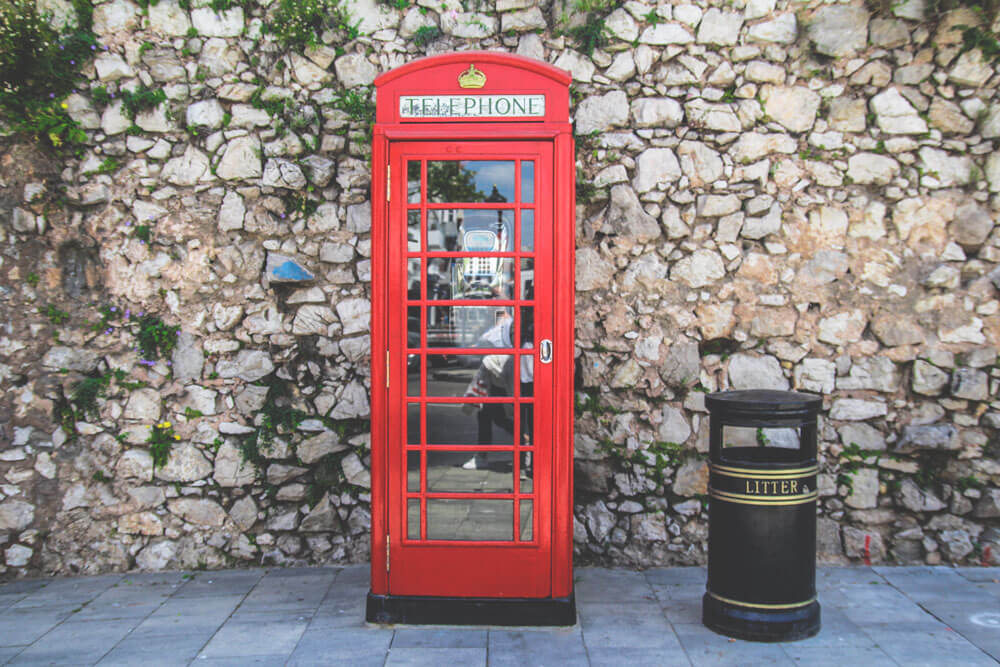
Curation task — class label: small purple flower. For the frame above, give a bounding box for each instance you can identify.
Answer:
[49,93,55,99]
[90,45,96,51]
[125,221,131,226]
[176,330,181,336]
[70,60,75,65]
[138,312,145,317]
[104,328,112,335]
[110,306,117,312]
[166,361,173,366]
[59,45,64,50]
[139,240,145,244]
[125,309,131,319]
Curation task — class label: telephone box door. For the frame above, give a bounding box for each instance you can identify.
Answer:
[387,140,554,598]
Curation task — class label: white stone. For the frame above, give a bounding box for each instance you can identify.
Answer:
[795,358,836,394]
[190,7,244,37]
[0,500,34,531]
[728,354,789,391]
[501,6,546,31]
[818,309,867,346]
[575,90,628,135]
[950,49,993,87]
[65,94,100,130]
[292,305,336,336]
[634,148,681,193]
[677,141,723,187]
[334,53,377,88]
[117,449,154,481]
[919,148,974,188]
[553,50,595,83]
[124,388,162,422]
[218,191,245,231]
[670,249,725,289]
[217,136,262,180]
[605,8,638,41]
[761,85,820,134]
[149,0,191,35]
[631,98,683,128]
[441,11,495,38]
[336,299,370,335]
[697,8,743,45]
[745,0,776,20]
[101,100,130,136]
[808,5,870,58]
[830,399,887,421]
[658,405,691,444]
[576,248,614,291]
[845,468,879,509]
[847,153,900,185]
[871,88,927,135]
[342,452,371,488]
[95,53,132,82]
[168,498,228,526]
[747,13,797,44]
[199,38,239,76]
[135,107,173,134]
[93,0,138,35]
[213,441,255,487]
[262,159,307,190]
[639,23,694,45]
[216,350,274,381]
[155,444,213,483]
[162,146,211,186]
[685,99,741,132]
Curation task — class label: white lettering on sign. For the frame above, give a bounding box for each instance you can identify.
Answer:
[399,95,545,119]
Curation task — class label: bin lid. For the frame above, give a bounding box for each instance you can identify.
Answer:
[705,390,821,416]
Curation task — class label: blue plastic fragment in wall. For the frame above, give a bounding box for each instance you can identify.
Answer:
[271,260,314,282]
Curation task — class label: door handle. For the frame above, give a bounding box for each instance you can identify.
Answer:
[539,339,553,364]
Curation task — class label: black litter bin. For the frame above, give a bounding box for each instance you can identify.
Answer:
[702,390,821,642]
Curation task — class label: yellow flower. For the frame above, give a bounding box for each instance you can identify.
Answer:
[163,421,171,428]
[173,435,180,441]
[60,102,68,109]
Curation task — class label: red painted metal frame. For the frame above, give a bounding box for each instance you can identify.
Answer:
[370,52,575,601]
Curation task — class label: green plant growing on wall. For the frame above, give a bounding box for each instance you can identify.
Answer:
[44,304,70,325]
[0,0,97,148]
[265,0,358,51]
[332,86,376,136]
[119,86,167,120]
[135,314,180,361]
[148,421,180,468]
[240,377,307,466]
[412,25,441,48]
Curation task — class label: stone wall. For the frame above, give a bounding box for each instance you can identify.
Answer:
[1,0,999,577]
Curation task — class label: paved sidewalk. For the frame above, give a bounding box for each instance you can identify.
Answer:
[0,565,998,666]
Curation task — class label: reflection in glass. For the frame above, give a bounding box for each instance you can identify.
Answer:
[427,499,513,541]
[520,261,534,300]
[519,451,533,493]
[427,210,513,252]
[408,498,420,539]
[407,404,420,445]
[426,403,514,446]
[521,161,534,203]
[520,500,533,540]
[428,161,515,203]
[521,210,534,252]
[423,355,516,398]
[408,306,421,348]
[723,426,801,449]
[426,257,515,301]
[407,450,421,492]
[426,305,514,349]
[407,210,421,251]
[426,451,514,493]
[407,161,421,203]
[407,258,421,300]
[407,356,420,396]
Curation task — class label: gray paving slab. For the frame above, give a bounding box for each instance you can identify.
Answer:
[385,646,486,666]
[587,646,692,666]
[286,627,393,667]
[673,622,795,666]
[7,617,139,665]
[96,633,205,666]
[779,645,896,666]
[574,567,658,603]
[391,627,488,648]
[173,569,264,598]
[579,602,680,649]
[487,628,589,667]
[0,608,75,646]
[956,567,1000,583]
[773,606,874,649]
[197,610,311,659]
[0,647,25,664]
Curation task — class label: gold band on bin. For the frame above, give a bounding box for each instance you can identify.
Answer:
[711,464,818,478]
[708,591,816,611]
[709,488,818,506]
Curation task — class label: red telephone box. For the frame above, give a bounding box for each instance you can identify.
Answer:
[366,52,575,625]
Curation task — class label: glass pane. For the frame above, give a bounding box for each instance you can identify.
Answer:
[520,500,533,540]
[426,403,514,446]
[407,258,421,299]
[519,264,534,300]
[407,210,421,251]
[520,210,534,252]
[407,450,421,492]
[408,306,421,348]
[407,161,421,204]
[407,355,420,396]
[723,426,801,449]
[424,354,514,398]
[426,451,514,493]
[519,402,534,447]
[519,451,533,493]
[428,161,515,203]
[427,209,513,252]
[427,499,513,541]
[407,498,420,539]
[519,306,534,347]
[426,305,514,349]
[426,257,515,300]
[521,161,534,203]
[407,404,420,445]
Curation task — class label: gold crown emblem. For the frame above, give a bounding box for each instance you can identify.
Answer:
[458,64,486,89]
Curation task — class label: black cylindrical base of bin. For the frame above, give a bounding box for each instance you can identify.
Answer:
[702,594,820,642]
[702,390,822,643]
